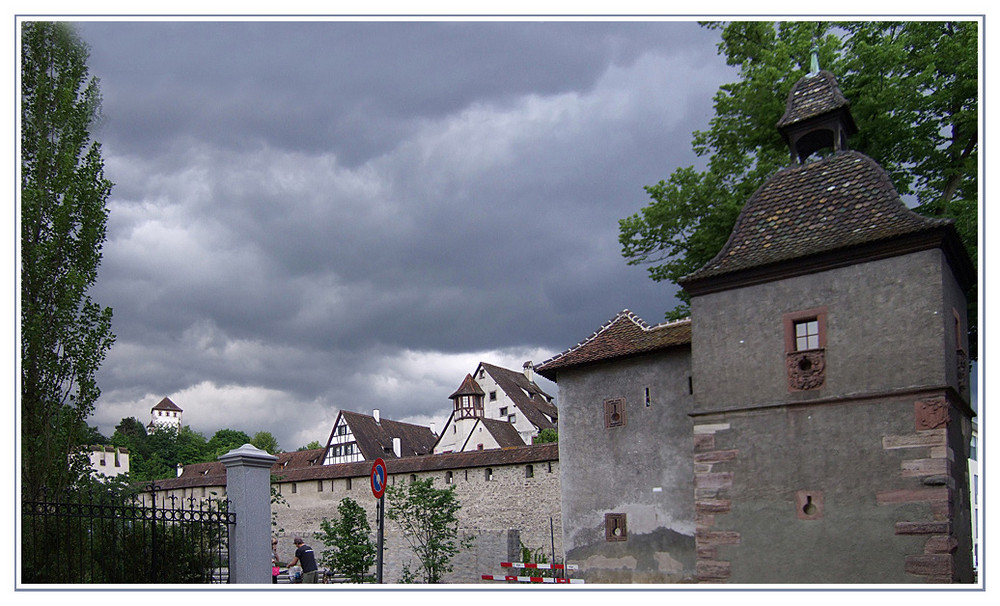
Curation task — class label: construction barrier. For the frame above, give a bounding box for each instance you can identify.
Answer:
[481,574,584,583]
[500,562,579,570]
[481,561,584,584]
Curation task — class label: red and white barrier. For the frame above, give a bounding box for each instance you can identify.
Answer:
[481,574,584,584]
[500,562,579,571]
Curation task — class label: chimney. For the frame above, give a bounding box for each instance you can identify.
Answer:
[393,437,401,458]
[373,409,381,424]
[523,361,534,383]
[176,463,184,477]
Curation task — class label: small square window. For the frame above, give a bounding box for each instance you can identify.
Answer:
[499,407,508,416]
[783,307,827,353]
[508,414,516,424]
[795,320,820,351]
[490,391,497,401]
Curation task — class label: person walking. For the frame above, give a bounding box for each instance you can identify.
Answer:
[288,537,319,583]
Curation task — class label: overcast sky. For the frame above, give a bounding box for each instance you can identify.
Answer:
[65,18,738,450]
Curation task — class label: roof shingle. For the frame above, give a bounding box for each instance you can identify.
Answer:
[535,310,691,380]
[679,151,953,287]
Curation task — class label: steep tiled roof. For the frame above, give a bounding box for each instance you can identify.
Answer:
[339,410,438,460]
[680,151,954,289]
[153,443,559,490]
[151,396,182,412]
[776,70,851,129]
[467,417,527,450]
[480,362,557,430]
[535,310,691,381]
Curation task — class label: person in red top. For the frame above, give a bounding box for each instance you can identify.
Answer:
[288,537,319,583]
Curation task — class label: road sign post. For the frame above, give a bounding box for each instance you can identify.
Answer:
[371,458,387,583]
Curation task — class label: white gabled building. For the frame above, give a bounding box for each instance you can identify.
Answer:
[147,396,183,433]
[434,362,558,454]
[321,409,437,465]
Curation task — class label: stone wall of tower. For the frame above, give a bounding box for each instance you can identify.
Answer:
[689,250,974,583]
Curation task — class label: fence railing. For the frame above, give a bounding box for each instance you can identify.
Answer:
[21,484,235,584]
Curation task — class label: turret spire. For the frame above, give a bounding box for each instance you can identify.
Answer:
[808,43,820,76]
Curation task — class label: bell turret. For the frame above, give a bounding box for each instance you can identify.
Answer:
[776,48,857,165]
[448,373,484,420]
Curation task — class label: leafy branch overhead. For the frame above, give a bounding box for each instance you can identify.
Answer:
[619,21,977,354]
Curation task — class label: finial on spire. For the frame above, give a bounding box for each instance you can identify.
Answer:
[808,43,820,76]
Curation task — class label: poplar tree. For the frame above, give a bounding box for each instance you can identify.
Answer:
[619,21,977,354]
[21,21,115,500]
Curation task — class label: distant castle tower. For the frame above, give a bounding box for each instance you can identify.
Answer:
[148,396,183,433]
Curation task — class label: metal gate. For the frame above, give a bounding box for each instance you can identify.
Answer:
[21,484,235,584]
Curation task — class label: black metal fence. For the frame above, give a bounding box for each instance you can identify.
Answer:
[21,484,235,584]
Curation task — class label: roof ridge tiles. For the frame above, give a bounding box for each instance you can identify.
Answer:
[535,310,692,378]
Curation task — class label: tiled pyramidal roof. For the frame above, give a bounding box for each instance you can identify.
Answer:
[535,310,691,380]
[680,151,952,283]
[151,396,182,412]
[776,70,851,129]
[449,373,485,399]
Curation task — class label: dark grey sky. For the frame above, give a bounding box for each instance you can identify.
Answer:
[70,18,739,449]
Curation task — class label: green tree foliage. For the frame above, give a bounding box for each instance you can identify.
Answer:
[81,424,109,445]
[386,478,472,583]
[21,21,115,500]
[298,440,323,451]
[619,21,978,353]
[532,428,558,444]
[251,430,281,454]
[109,419,283,481]
[206,428,252,459]
[315,498,376,582]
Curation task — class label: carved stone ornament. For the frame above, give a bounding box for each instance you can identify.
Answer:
[915,397,949,431]
[957,349,969,393]
[787,350,826,391]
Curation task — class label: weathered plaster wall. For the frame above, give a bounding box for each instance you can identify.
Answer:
[556,348,696,583]
[691,250,949,411]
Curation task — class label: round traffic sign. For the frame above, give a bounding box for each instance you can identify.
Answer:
[371,457,387,499]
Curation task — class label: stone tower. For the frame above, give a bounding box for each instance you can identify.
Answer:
[679,65,975,583]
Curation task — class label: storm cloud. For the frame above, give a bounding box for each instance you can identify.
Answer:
[73,19,735,450]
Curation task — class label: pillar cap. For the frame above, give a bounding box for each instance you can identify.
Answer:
[218,443,278,469]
